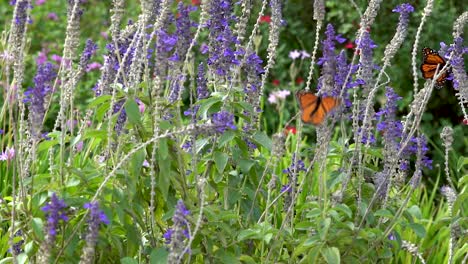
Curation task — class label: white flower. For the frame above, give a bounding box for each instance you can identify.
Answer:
[301,50,310,59]
[268,90,291,104]
[289,50,301,60]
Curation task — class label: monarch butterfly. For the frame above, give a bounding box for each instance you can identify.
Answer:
[296,90,340,125]
[420,47,449,87]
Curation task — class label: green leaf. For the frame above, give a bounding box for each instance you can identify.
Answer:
[252,131,272,151]
[407,205,422,220]
[409,223,426,238]
[0,258,13,264]
[88,94,111,108]
[125,99,142,125]
[150,248,168,264]
[456,156,468,172]
[31,218,44,240]
[131,148,146,177]
[84,129,107,140]
[216,249,240,264]
[238,159,255,174]
[214,151,229,173]
[218,130,236,147]
[321,247,340,264]
[239,255,257,264]
[158,138,168,160]
[319,218,331,241]
[334,204,352,219]
[120,257,138,264]
[306,208,322,219]
[198,97,222,119]
[17,254,27,264]
[374,209,393,218]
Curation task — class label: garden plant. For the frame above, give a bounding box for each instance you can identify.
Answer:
[0,0,467,263]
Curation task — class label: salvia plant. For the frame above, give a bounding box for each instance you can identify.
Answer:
[0,0,467,263]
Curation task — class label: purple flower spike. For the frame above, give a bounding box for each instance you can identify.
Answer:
[212,111,237,133]
[41,193,68,239]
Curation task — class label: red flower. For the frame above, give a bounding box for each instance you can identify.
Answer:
[260,15,271,24]
[285,126,297,135]
[295,77,304,85]
[345,41,355,49]
[272,79,280,86]
[191,0,201,5]
[463,118,468,125]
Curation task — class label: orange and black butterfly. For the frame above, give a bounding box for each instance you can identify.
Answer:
[420,47,449,87]
[296,90,340,125]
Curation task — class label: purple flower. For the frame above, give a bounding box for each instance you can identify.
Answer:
[205,0,241,76]
[9,230,24,255]
[79,39,98,70]
[83,202,109,225]
[392,3,414,14]
[13,0,33,26]
[356,31,377,86]
[41,193,68,239]
[168,75,184,103]
[81,202,109,261]
[446,37,468,90]
[24,62,57,137]
[317,24,346,95]
[113,100,127,135]
[86,62,102,72]
[47,12,58,20]
[212,111,236,133]
[165,200,191,255]
[173,2,197,61]
[163,228,174,244]
[282,155,306,175]
[36,49,48,65]
[392,3,414,30]
[196,63,209,99]
[376,87,403,142]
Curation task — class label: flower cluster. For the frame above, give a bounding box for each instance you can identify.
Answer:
[212,111,236,133]
[79,39,98,70]
[289,50,310,60]
[41,193,69,240]
[164,200,191,261]
[205,0,242,76]
[24,62,57,137]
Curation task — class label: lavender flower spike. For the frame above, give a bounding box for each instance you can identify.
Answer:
[166,200,191,262]
[80,202,109,264]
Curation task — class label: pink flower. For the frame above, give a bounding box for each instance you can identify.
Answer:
[75,141,84,152]
[86,62,102,72]
[35,0,46,5]
[142,160,150,167]
[51,54,62,64]
[137,100,145,113]
[100,32,108,39]
[272,79,280,86]
[36,49,48,65]
[268,90,291,104]
[47,12,58,21]
[0,147,15,161]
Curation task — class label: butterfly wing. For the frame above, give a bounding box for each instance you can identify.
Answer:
[296,91,339,125]
[296,91,320,124]
[420,47,448,86]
